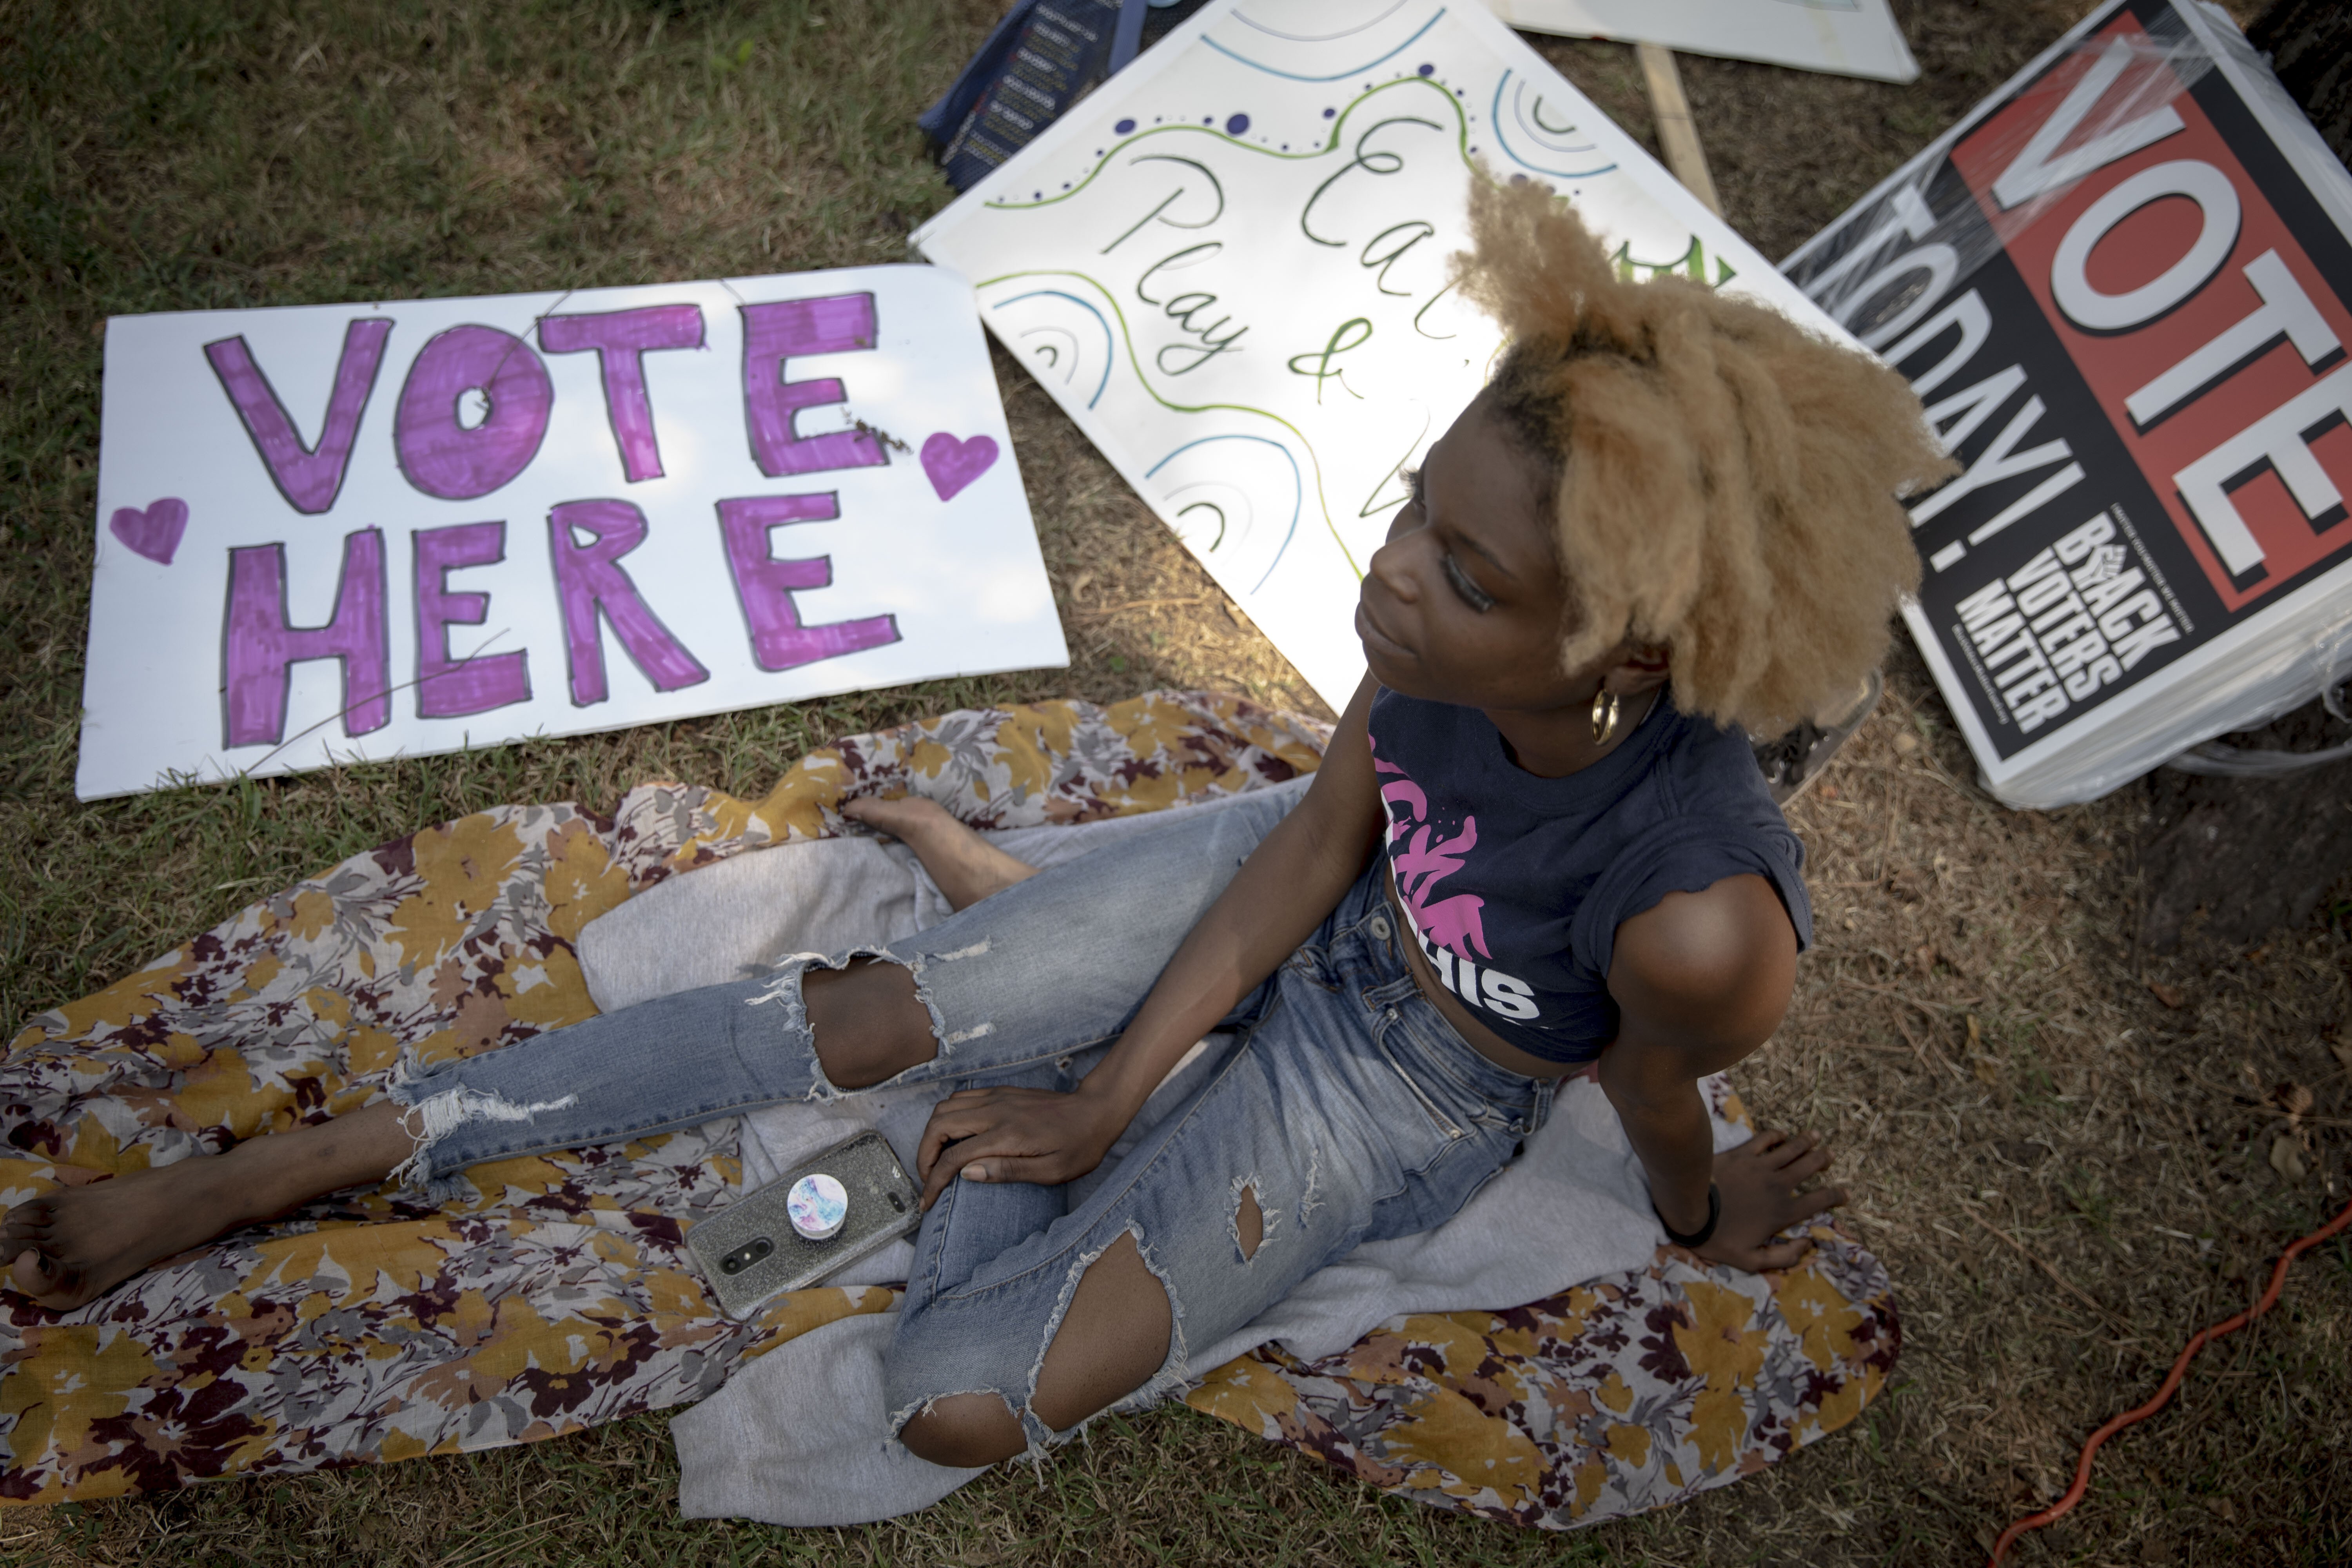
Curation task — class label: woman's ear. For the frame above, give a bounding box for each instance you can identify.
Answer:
[1601,644,1671,698]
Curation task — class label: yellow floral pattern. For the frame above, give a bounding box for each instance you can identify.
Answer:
[0,693,1323,1503]
[0,690,1894,1527]
[1184,1082,1900,1531]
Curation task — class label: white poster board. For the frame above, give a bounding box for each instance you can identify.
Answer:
[80,265,1066,800]
[914,0,1849,708]
[1487,0,1919,85]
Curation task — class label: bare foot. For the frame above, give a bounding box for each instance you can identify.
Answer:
[1,1100,414,1312]
[1692,1127,1849,1272]
[842,795,1039,912]
[2,1159,257,1312]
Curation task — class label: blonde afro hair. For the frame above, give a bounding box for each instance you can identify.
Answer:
[1454,177,1955,735]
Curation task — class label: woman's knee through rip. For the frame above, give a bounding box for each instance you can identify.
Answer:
[897,1232,1174,1468]
[802,957,937,1089]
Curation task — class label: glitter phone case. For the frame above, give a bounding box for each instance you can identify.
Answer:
[687,1131,922,1320]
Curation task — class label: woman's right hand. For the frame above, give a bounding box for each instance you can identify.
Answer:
[1692,1128,1848,1271]
[910,675,1386,1215]
[914,1083,1130,1210]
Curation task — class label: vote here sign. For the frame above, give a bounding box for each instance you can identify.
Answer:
[78,265,1066,800]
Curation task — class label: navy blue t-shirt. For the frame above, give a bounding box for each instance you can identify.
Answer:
[1366,688,1812,1064]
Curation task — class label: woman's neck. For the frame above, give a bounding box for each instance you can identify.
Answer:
[1484,689,1659,779]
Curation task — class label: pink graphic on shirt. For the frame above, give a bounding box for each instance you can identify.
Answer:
[1370,733,1491,959]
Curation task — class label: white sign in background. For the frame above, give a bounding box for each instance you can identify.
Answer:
[915,0,1851,709]
[80,265,1066,800]
[1487,0,1920,85]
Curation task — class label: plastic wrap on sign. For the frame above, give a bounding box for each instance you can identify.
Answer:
[1780,0,2352,810]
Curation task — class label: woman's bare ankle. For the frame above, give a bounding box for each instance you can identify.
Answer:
[230,1099,416,1213]
[841,794,956,846]
[842,795,1038,911]
[0,1100,421,1312]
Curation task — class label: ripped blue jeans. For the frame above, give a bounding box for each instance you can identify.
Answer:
[387,789,1552,1456]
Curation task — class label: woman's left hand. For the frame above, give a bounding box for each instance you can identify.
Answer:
[913,1084,1128,1210]
[1692,1128,1849,1271]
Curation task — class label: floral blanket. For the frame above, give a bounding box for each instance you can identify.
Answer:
[0,691,1895,1527]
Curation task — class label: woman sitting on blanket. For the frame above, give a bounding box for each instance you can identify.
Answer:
[5,181,1946,1471]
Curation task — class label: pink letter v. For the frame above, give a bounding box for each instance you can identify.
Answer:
[204,318,394,515]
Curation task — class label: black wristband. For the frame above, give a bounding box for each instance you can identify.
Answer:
[1657,1183,1720,1249]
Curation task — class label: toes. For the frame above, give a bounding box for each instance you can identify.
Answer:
[0,1206,57,1262]
[8,1248,58,1298]
[2,1196,59,1232]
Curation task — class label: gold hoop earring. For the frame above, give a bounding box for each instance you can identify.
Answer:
[1590,688,1621,746]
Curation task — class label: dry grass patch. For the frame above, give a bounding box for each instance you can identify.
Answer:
[1716,648,2352,1563]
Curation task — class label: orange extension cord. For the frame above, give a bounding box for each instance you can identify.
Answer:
[1986,1196,2352,1564]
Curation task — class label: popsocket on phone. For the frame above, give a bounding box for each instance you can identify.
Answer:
[787,1173,849,1241]
[687,1132,920,1319]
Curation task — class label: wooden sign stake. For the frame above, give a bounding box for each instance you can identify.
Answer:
[1637,42,1723,216]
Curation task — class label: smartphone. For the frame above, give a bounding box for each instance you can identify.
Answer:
[688,1131,922,1320]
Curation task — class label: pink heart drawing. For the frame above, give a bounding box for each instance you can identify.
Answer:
[921,432,999,503]
[110,497,189,565]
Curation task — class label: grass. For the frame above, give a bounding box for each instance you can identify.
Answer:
[24,1410,1633,1567]
[4,0,2349,1563]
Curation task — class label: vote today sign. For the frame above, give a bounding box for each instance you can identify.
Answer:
[78,265,1066,800]
[1783,0,2352,809]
